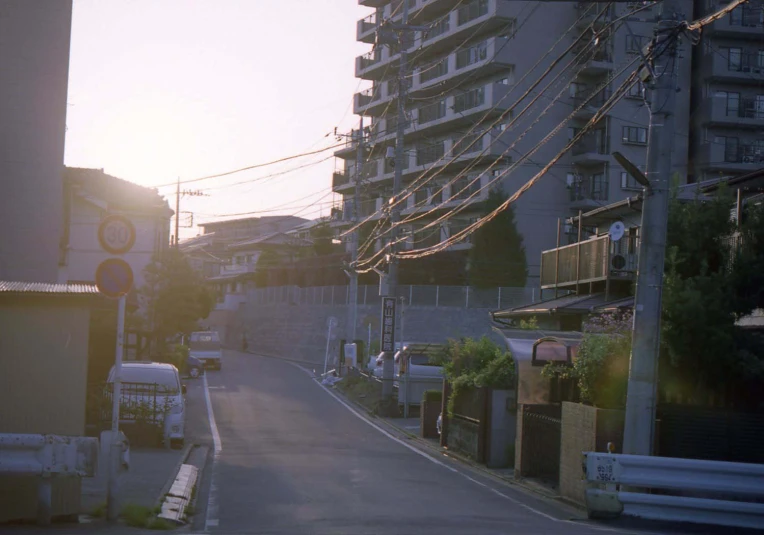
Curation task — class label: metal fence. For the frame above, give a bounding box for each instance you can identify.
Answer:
[521,406,562,482]
[247,284,539,309]
[91,382,170,427]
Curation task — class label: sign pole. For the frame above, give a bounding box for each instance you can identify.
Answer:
[107,294,126,521]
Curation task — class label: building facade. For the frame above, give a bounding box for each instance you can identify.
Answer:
[689,0,764,181]
[333,0,697,281]
[60,167,174,289]
[0,0,73,282]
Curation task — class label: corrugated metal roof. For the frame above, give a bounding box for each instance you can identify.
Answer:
[493,293,634,319]
[0,281,99,295]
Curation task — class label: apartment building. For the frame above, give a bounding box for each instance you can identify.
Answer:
[333,0,693,280]
[690,0,764,181]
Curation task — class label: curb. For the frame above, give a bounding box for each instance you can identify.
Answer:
[154,443,194,511]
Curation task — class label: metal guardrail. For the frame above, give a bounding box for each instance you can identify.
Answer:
[583,452,764,529]
[0,433,99,524]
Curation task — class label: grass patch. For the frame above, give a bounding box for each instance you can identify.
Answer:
[184,505,195,516]
[121,503,176,530]
[90,502,107,518]
[335,375,391,415]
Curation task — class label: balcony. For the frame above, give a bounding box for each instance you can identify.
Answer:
[705,2,764,40]
[707,48,764,85]
[412,35,513,93]
[401,171,491,216]
[357,12,378,43]
[354,81,393,115]
[571,87,612,119]
[332,168,351,190]
[574,1,614,28]
[358,0,387,8]
[571,132,610,165]
[700,139,764,174]
[539,233,638,289]
[573,45,615,77]
[703,94,764,130]
[569,174,609,210]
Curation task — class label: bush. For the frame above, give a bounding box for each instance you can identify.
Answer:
[422,390,442,404]
[436,336,514,415]
[159,343,188,370]
[542,311,632,409]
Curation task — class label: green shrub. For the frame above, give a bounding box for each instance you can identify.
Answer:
[422,390,442,404]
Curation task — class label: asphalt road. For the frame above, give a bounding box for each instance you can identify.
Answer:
[190,351,745,535]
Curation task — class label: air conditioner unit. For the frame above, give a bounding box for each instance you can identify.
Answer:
[611,253,636,272]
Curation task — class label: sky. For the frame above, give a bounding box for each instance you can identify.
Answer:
[65,0,371,240]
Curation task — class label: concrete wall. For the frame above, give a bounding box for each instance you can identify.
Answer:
[0,300,91,435]
[0,1,72,282]
[0,298,90,523]
[559,401,624,505]
[228,300,505,366]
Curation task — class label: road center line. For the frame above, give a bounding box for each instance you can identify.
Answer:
[203,373,222,530]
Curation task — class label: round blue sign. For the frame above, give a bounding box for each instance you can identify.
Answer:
[95,258,134,298]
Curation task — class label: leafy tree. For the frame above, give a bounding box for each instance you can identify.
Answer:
[140,249,215,347]
[468,188,527,288]
[310,222,335,256]
[661,189,764,399]
[542,311,632,408]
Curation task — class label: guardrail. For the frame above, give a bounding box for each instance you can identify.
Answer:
[0,434,99,525]
[583,452,764,529]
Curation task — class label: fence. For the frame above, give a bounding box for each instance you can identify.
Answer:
[248,285,539,309]
[91,382,171,427]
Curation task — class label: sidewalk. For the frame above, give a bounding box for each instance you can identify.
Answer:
[81,446,188,515]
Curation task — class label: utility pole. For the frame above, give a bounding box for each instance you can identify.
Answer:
[348,117,364,344]
[174,180,208,248]
[175,177,180,248]
[622,0,680,456]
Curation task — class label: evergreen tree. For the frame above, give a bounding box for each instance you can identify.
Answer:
[467,188,527,288]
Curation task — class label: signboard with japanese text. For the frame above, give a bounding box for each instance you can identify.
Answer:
[381,297,397,353]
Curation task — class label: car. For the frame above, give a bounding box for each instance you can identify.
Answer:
[184,355,204,378]
[188,331,223,370]
[107,362,186,449]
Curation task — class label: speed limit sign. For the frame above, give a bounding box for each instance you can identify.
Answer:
[98,214,136,255]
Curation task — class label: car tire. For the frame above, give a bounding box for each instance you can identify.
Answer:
[189,367,201,378]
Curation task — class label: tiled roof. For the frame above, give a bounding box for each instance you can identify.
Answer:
[0,281,99,295]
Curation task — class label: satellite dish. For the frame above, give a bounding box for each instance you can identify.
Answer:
[609,221,625,242]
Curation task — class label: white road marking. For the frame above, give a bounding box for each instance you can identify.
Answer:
[287,362,656,534]
[203,373,222,531]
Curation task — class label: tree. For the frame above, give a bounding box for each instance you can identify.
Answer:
[310,222,335,256]
[467,188,527,288]
[660,189,764,400]
[140,249,215,347]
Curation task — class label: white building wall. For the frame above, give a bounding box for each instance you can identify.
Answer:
[62,197,169,289]
[0,1,73,282]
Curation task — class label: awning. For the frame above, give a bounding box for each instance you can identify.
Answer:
[492,292,633,320]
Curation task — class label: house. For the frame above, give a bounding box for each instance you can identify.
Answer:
[60,167,174,289]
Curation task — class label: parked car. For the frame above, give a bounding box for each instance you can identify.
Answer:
[184,355,204,378]
[106,362,186,448]
[188,331,223,370]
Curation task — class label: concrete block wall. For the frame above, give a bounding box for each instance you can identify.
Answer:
[559,402,597,505]
[229,301,505,366]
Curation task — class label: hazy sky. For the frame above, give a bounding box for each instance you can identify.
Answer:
[65,0,370,239]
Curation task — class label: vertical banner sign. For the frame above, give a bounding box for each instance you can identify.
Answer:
[381,297,397,352]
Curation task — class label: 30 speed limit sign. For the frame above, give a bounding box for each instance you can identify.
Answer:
[98,214,136,255]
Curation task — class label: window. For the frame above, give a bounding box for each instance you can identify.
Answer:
[453,86,485,113]
[622,126,647,144]
[625,34,649,54]
[456,41,487,69]
[590,173,608,201]
[568,126,582,141]
[620,171,642,190]
[418,99,446,124]
[416,141,445,166]
[724,136,739,162]
[627,81,644,99]
[726,47,743,71]
[717,91,740,117]
[495,77,510,85]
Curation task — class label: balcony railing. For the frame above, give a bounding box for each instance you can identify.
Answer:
[359,50,381,70]
[724,143,764,164]
[572,134,609,156]
[420,57,449,83]
[572,87,612,108]
[332,169,350,189]
[456,41,488,69]
[453,86,486,113]
[424,16,450,42]
[540,233,638,288]
[729,4,764,28]
[418,99,447,124]
[357,85,383,108]
[729,98,764,120]
[359,12,377,33]
[457,0,489,26]
[569,175,609,202]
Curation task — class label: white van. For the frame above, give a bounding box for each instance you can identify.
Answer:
[107,362,186,448]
